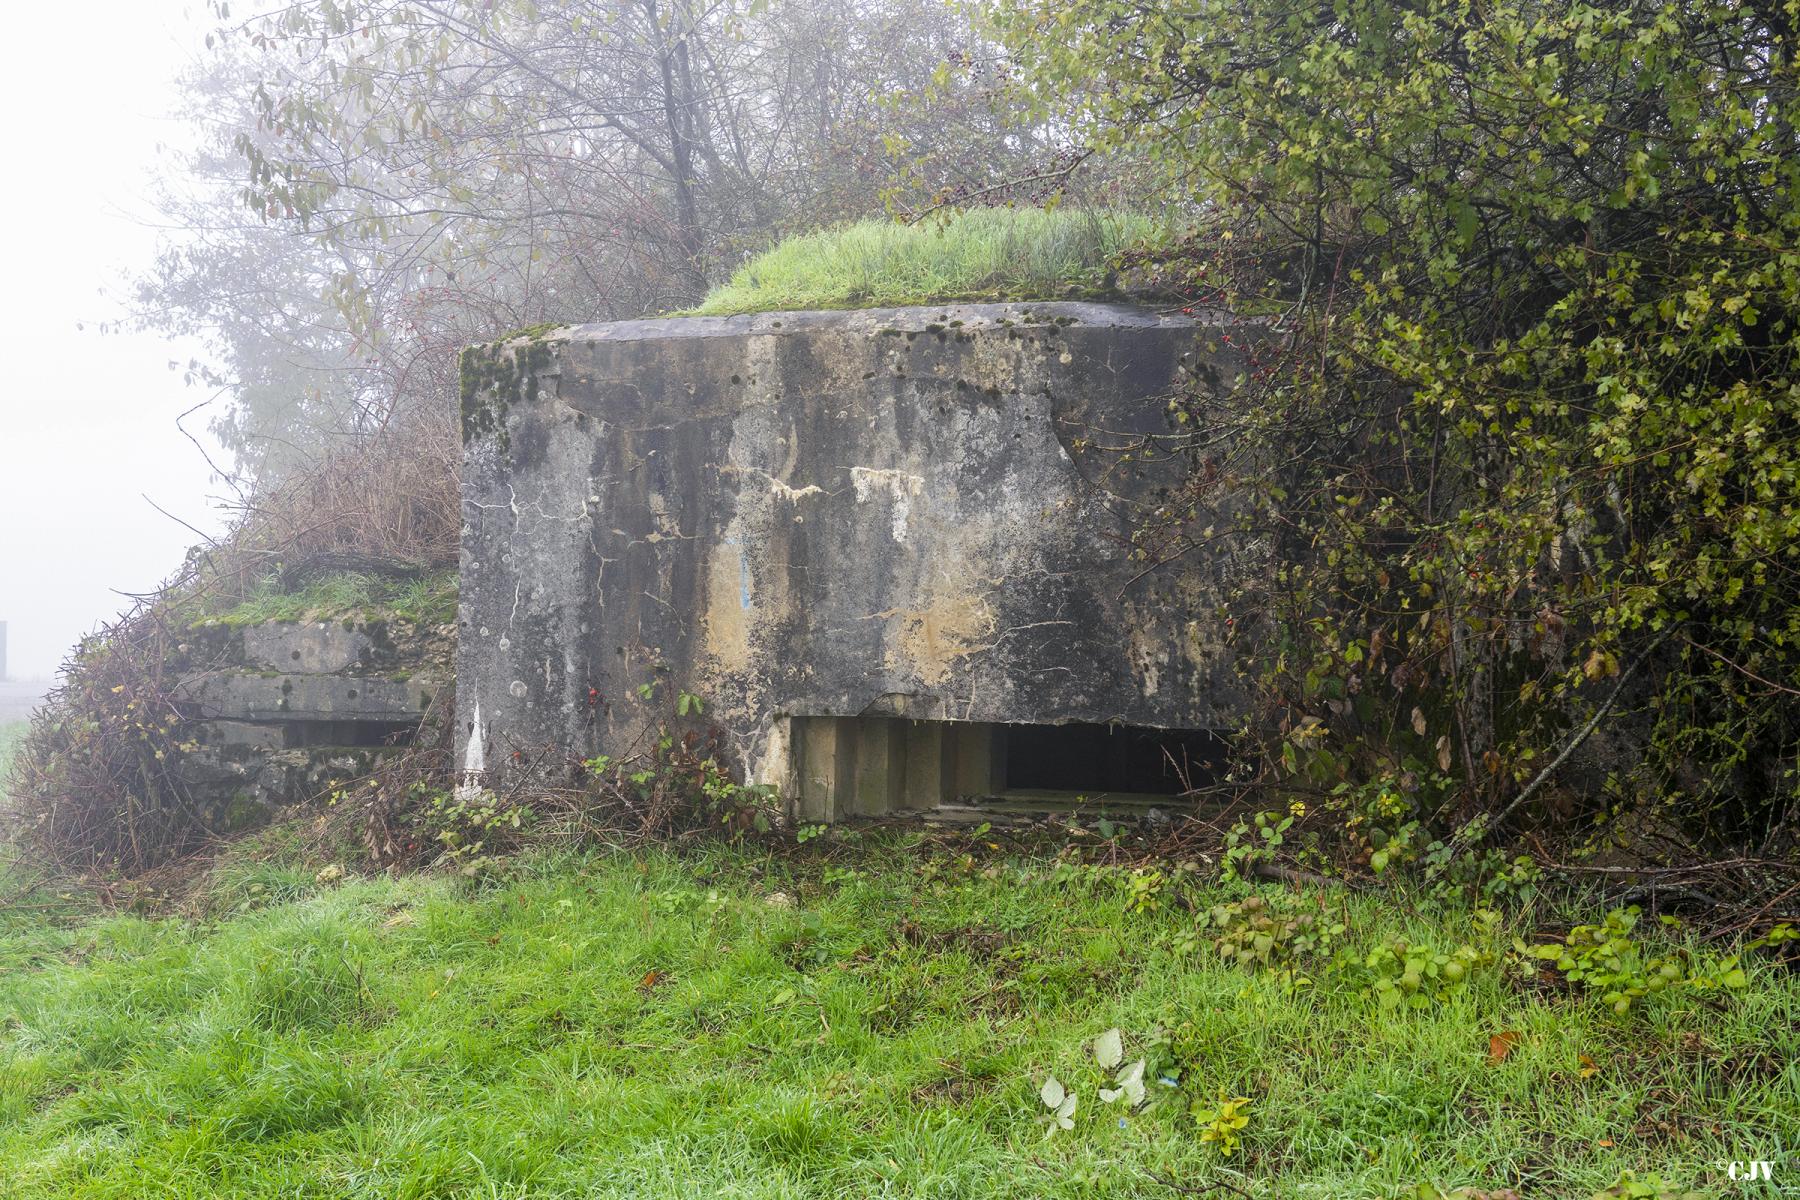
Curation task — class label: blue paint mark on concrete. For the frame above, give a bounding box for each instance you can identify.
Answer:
[722,534,752,609]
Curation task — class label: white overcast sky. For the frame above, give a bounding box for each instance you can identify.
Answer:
[0,3,225,679]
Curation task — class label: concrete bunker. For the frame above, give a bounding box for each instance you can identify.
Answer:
[456,302,1253,818]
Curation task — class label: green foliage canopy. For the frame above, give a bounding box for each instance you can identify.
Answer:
[995,0,1800,842]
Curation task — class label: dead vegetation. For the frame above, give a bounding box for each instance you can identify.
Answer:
[2,603,227,873]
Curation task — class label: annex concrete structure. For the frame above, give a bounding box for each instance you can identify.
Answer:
[171,618,451,823]
[456,303,1253,819]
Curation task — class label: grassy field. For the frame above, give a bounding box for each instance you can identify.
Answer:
[0,830,1793,1198]
[0,720,24,762]
[0,721,26,781]
[688,209,1157,315]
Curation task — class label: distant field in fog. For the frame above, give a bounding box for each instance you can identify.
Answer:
[0,680,46,725]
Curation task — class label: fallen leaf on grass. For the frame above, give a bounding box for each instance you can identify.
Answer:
[1039,1075,1077,1131]
[1093,1027,1123,1070]
[1487,1030,1521,1066]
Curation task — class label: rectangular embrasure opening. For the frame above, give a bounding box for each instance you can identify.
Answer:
[282,719,419,749]
[789,715,1229,821]
[999,722,1228,797]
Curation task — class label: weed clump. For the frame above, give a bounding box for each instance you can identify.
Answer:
[233,920,371,1032]
[189,568,457,628]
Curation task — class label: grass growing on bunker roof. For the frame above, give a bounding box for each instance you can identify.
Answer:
[687,208,1158,315]
[0,831,1792,1198]
[186,569,458,628]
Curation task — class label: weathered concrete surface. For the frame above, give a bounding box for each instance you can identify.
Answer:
[457,302,1253,806]
[184,745,391,816]
[176,672,439,723]
[242,622,374,673]
[178,615,450,678]
[164,619,452,825]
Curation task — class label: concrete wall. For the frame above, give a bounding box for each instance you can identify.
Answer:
[457,302,1253,812]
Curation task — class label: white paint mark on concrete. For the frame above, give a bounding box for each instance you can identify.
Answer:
[851,466,925,542]
[457,702,486,801]
[766,478,823,503]
[719,461,824,505]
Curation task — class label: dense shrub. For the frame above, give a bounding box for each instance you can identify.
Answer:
[997,0,1800,858]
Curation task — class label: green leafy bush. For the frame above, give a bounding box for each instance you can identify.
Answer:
[1203,893,1343,972]
[1352,937,1487,1011]
[1522,906,1749,1015]
[411,784,531,876]
[581,690,778,840]
[995,0,1800,857]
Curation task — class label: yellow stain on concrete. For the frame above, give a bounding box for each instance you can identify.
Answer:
[701,538,756,678]
[884,592,997,688]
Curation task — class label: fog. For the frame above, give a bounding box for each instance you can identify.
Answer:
[0,2,220,680]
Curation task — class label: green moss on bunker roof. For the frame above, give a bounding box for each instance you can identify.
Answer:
[685,208,1157,316]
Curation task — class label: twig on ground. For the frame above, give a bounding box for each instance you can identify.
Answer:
[1143,1168,1256,1199]
[1250,861,1363,891]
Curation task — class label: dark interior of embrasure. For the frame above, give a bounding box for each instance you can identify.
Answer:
[999,722,1229,797]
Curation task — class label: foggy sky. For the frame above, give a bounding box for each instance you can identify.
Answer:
[0,3,222,679]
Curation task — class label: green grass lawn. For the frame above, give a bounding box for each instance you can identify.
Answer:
[0,832,1792,1198]
[688,209,1157,315]
[0,721,25,781]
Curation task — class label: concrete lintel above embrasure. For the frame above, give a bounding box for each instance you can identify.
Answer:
[242,622,374,674]
[175,672,442,724]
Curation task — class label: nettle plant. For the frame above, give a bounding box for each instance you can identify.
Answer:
[1193,1089,1253,1158]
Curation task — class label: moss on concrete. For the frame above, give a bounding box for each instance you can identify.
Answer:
[460,330,559,449]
